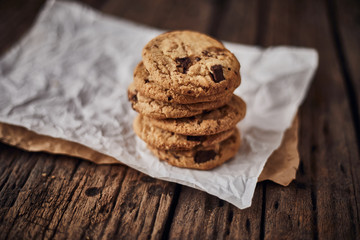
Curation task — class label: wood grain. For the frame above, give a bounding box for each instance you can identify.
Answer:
[0,0,46,56]
[331,3,360,229]
[332,0,360,143]
[101,0,213,32]
[260,0,360,239]
[216,0,260,44]
[0,0,359,239]
[0,142,177,240]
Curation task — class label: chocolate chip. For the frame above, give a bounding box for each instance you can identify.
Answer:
[195,57,201,61]
[173,154,180,159]
[228,67,231,71]
[130,93,137,103]
[194,150,217,163]
[202,50,210,57]
[202,110,211,114]
[210,65,225,83]
[175,57,192,73]
[186,135,206,142]
[144,79,149,83]
[187,90,193,94]
[167,96,173,101]
[209,72,215,81]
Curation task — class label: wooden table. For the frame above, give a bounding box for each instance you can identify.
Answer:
[0,0,359,239]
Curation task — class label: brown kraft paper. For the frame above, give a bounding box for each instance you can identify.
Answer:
[0,117,299,186]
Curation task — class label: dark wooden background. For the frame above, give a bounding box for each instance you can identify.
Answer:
[0,0,359,239]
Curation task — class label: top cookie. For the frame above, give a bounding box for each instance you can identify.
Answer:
[142,31,241,97]
[134,62,236,104]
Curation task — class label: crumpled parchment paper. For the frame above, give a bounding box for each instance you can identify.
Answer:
[0,1,318,209]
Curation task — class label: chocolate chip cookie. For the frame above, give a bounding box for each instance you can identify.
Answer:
[142,31,241,97]
[148,128,241,170]
[134,62,236,104]
[128,83,232,119]
[133,114,235,150]
[144,95,246,136]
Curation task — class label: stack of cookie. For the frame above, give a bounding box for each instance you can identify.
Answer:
[128,31,246,170]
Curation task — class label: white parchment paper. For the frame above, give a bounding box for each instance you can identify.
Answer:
[0,1,318,209]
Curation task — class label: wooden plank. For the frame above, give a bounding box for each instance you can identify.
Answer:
[168,186,263,240]
[260,0,360,239]
[0,143,81,239]
[47,166,176,239]
[0,142,176,239]
[332,0,360,140]
[216,0,260,44]
[81,169,177,240]
[167,1,265,239]
[332,2,360,229]
[0,0,46,56]
[102,0,213,32]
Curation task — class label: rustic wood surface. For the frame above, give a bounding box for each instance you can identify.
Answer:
[0,0,359,239]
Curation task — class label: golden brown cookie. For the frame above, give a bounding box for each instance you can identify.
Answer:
[133,114,235,150]
[144,95,246,136]
[148,128,241,170]
[128,83,232,119]
[142,31,241,97]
